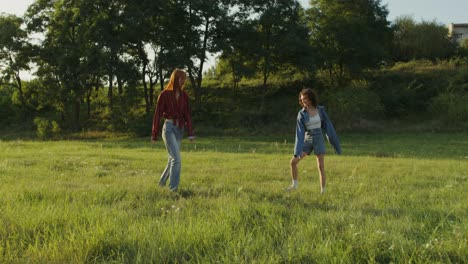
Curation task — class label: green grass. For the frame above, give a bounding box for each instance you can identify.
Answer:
[0,133,467,263]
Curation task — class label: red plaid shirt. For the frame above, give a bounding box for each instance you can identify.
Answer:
[152,90,193,140]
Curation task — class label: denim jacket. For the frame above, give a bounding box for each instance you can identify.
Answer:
[294,105,342,156]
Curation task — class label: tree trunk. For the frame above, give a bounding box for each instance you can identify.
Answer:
[158,66,164,92]
[86,90,91,118]
[149,76,155,107]
[14,73,27,119]
[137,44,150,113]
[108,73,113,107]
[187,67,200,105]
[192,16,211,104]
[260,27,272,111]
[74,98,81,131]
[186,0,201,105]
[142,60,150,114]
[117,76,123,95]
[260,70,268,111]
[9,54,26,112]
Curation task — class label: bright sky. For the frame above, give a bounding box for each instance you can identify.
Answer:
[298,0,468,24]
[383,0,467,24]
[1,0,467,25]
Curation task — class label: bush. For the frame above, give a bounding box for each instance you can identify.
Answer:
[372,59,464,118]
[34,117,61,139]
[0,85,19,125]
[458,38,468,57]
[323,81,384,128]
[429,92,468,126]
[391,60,435,72]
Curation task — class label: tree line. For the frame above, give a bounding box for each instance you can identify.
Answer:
[0,0,465,132]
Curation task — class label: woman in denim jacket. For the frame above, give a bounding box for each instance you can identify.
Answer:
[287,88,341,194]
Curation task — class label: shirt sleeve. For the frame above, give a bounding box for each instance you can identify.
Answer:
[294,111,306,156]
[320,107,342,154]
[152,92,165,140]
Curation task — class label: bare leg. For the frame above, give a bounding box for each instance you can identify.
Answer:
[316,154,326,193]
[290,157,300,181]
[288,152,307,190]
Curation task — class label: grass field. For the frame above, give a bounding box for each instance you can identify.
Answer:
[0,133,467,263]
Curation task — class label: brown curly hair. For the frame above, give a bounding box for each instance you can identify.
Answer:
[298,88,318,108]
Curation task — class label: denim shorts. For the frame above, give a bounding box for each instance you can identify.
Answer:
[303,128,326,155]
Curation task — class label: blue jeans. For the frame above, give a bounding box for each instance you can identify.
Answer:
[159,120,184,191]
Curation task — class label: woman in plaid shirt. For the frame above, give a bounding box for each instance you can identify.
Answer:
[152,69,194,192]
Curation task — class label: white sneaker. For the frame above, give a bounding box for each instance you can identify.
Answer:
[286,185,297,192]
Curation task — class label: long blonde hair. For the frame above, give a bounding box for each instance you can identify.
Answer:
[165,69,187,91]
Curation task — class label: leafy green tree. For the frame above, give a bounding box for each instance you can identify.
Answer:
[147,0,187,95]
[158,0,236,104]
[25,0,100,130]
[25,0,154,128]
[307,0,392,85]
[219,54,257,89]
[83,0,127,107]
[218,18,258,89]
[0,14,31,117]
[121,0,167,113]
[222,0,312,109]
[392,16,456,61]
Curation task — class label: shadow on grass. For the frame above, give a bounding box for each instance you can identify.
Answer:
[153,186,341,213]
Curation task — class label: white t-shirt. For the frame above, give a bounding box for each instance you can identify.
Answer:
[305,112,321,130]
